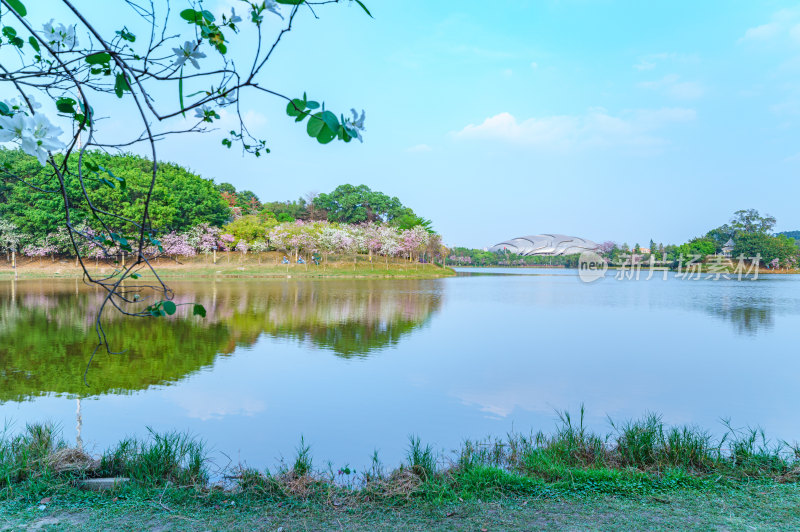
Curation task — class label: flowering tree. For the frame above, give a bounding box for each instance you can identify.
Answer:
[0,219,27,255]
[186,223,220,255]
[399,226,429,262]
[219,233,235,252]
[377,225,400,266]
[598,241,617,255]
[362,223,382,261]
[235,239,249,255]
[0,0,370,357]
[161,231,195,257]
[250,240,269,253]
[21,242,57,257]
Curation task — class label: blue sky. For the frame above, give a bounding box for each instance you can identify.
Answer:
[72,1,800,246]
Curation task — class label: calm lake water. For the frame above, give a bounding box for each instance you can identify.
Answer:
[1,268,799,471]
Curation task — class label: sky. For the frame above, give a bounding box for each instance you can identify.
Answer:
[15,0,800,248]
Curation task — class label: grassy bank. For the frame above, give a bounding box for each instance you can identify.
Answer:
[1,410,798,529]
[0,252,455,280]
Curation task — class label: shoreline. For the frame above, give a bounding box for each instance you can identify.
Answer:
[0,253,456,280]
[1,412,797,529]
[454,264,800,275]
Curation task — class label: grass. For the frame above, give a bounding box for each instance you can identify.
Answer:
[0,409,798,529]
[0,252,456,280]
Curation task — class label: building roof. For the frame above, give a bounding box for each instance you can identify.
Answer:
[488,234,600,256]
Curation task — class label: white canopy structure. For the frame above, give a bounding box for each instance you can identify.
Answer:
[488,234,600,256]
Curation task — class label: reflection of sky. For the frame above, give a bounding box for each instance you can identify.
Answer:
[2,272,800,471]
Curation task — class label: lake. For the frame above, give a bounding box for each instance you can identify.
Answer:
[1,268,798,472]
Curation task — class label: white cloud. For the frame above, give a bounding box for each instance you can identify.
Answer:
[530,61,539,69]
[633,52,699,71]
[502,68,513,77]
[742,22,782,42]
[791,24,800,43]
[638,74,705,100]
[407,144,432,153]
[453,107,695,151]
[739,8,800,43]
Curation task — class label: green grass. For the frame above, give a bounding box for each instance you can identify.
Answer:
[0,253,456,280]
[0,411,798,529]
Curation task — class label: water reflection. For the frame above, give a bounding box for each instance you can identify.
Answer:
[705,296,774,335]
[454,268,799,336]
[0,279,441,402]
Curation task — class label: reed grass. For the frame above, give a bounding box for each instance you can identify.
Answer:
[1,409,797,505]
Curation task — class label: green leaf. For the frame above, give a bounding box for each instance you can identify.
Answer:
[116,28,136,42]
[179,9,199,22]
[3,26,17,38]
[148,234,164,253]
[114,72,130,98]
[162,301,177,315]
[27,36,38,51]
[192,304,207,318]
[319,110,339,132]
[316,124,336,144]
[130,273,140,279]
[276,0,304,4]
[99,177,115,189]
[306,113,325,137]
[286,98,306,117]
[6,0,26,17]
[305,101,320,110]
[56,97,77,114]
[85,52,111,65]
[354,0,373,17]
[84,160,99,172]
[0,102,10,116]
[179,67,185,118]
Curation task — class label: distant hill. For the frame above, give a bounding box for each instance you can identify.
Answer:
[778,231,800,240]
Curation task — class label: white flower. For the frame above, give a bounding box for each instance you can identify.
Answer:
[42,19,78,49]
[0,113,65,165]
[194,104,218,122]
[172,41,206,69]
[264,0,284,20]
[215,91,236,106]
[0,113,28,142]
[345,108,366,142]
[9,96,42,112]
[229,7,242,24]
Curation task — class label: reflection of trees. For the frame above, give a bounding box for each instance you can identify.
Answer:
[705,295,774,335]
[0,279,441,401]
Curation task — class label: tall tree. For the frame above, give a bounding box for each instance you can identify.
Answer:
[730,209,776,235]
[314,184,418,225]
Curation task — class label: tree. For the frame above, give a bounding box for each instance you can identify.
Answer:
[0,151,231,240]
[223,215,274,246]
[675,237,716,260]
[730,209,776,235]
[733,233,799,266]
[392,212,433,232]
[0,0,371,354]
[705,224,734,252]
[262,198,309,221]
[314,184,420,225]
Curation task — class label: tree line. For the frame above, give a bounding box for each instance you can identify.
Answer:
[450,209,800,269]
[0,150,440,262]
